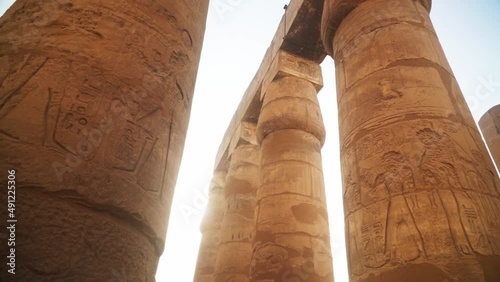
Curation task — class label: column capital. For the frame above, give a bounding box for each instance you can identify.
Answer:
[257,75,326,145]
[210,170,227,192]
[261,50,323,102]
[479,104,500,133]
[228,121,258,158]
[257,51,325,145]
[479,104,500,171]
[321,0,432,55]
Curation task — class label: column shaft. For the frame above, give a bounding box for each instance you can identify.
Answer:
[214,144,260,282]
[0,0,209,280]
[194,171,227,282]
[252,75,334,281]
[322,0,500,281]
[479,105,500,172]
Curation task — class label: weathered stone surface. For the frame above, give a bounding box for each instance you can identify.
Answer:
[0,0,208,280]
[251,67,333,281]
[194,171,227,282]
[214,143,260,282]
[257,51,325,145]
[229,121,259,157]
[261,50,323,101]
[5,188,158,281]
[322,0,500,281]
[479,105,500,172]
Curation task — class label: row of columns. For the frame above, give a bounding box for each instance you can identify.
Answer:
[2,0,498,281]
[195,51,334,281]
[196,0,500,281]
[215,143,260,281]
[194,171,226,281]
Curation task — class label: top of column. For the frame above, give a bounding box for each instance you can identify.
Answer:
[480,105,500,119]
[321,0,432,56]
[479,104,500,130]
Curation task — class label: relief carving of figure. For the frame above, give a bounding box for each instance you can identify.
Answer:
[374,151,423,263]
[417,128,463,189]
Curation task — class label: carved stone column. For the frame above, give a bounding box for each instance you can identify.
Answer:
[251,51,334,281]
[194,171,227,282]
[0,1,208,281]
[322,0,500,281]
[214,125,260,282]
[479,105,500,171]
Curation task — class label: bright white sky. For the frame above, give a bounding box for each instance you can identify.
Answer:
[1,1,499,282]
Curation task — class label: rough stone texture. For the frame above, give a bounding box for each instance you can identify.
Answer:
[251,59,334,281]
[479,105,500,171]
[0,0,208,280]
[214,143,260,282]
[194,171,227,282]
[322,0,500,281]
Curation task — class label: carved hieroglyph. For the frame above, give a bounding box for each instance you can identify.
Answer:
[322,0,500,281]
[479,105,500,172]
[251,51,334,281]
[0,0,208,280]
[214,143,260,282]
[194,171,227,282]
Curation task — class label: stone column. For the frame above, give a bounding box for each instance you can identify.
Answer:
[0,0,209,281]
[194,171,227,282]
[322,0,500,281]
[479,105,500,171]
[214,140,260,281]
[251,51,334,281]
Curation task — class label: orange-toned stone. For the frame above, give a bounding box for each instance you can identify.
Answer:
[322,0,500,281]
[214,144,260,282]
[194,171,227,282]
[479,105,500,172]
[251,73,334,281]
[0,0,208,280]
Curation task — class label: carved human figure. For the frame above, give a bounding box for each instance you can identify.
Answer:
[417,129,463,189]
[376,152,423,261]
[322,0,500,280]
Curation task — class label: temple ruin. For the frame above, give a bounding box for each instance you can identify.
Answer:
[195,0,500,281]
[0,0,499,281]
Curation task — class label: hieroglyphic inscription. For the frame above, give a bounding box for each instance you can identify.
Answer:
[344,120,500,277]
[55,82,103,158]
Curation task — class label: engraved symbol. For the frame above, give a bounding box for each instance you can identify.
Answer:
[78,118,88,125]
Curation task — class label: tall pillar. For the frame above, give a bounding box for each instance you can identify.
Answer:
[251,51,334,281]
[0,0,209,281]
[322,0,500,281]
[479,105,500,171]
[214,142,260,281]
[194,170,227,282]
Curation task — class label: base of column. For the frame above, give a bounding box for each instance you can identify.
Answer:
[352,258,500,282]
[0,188,157,281]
